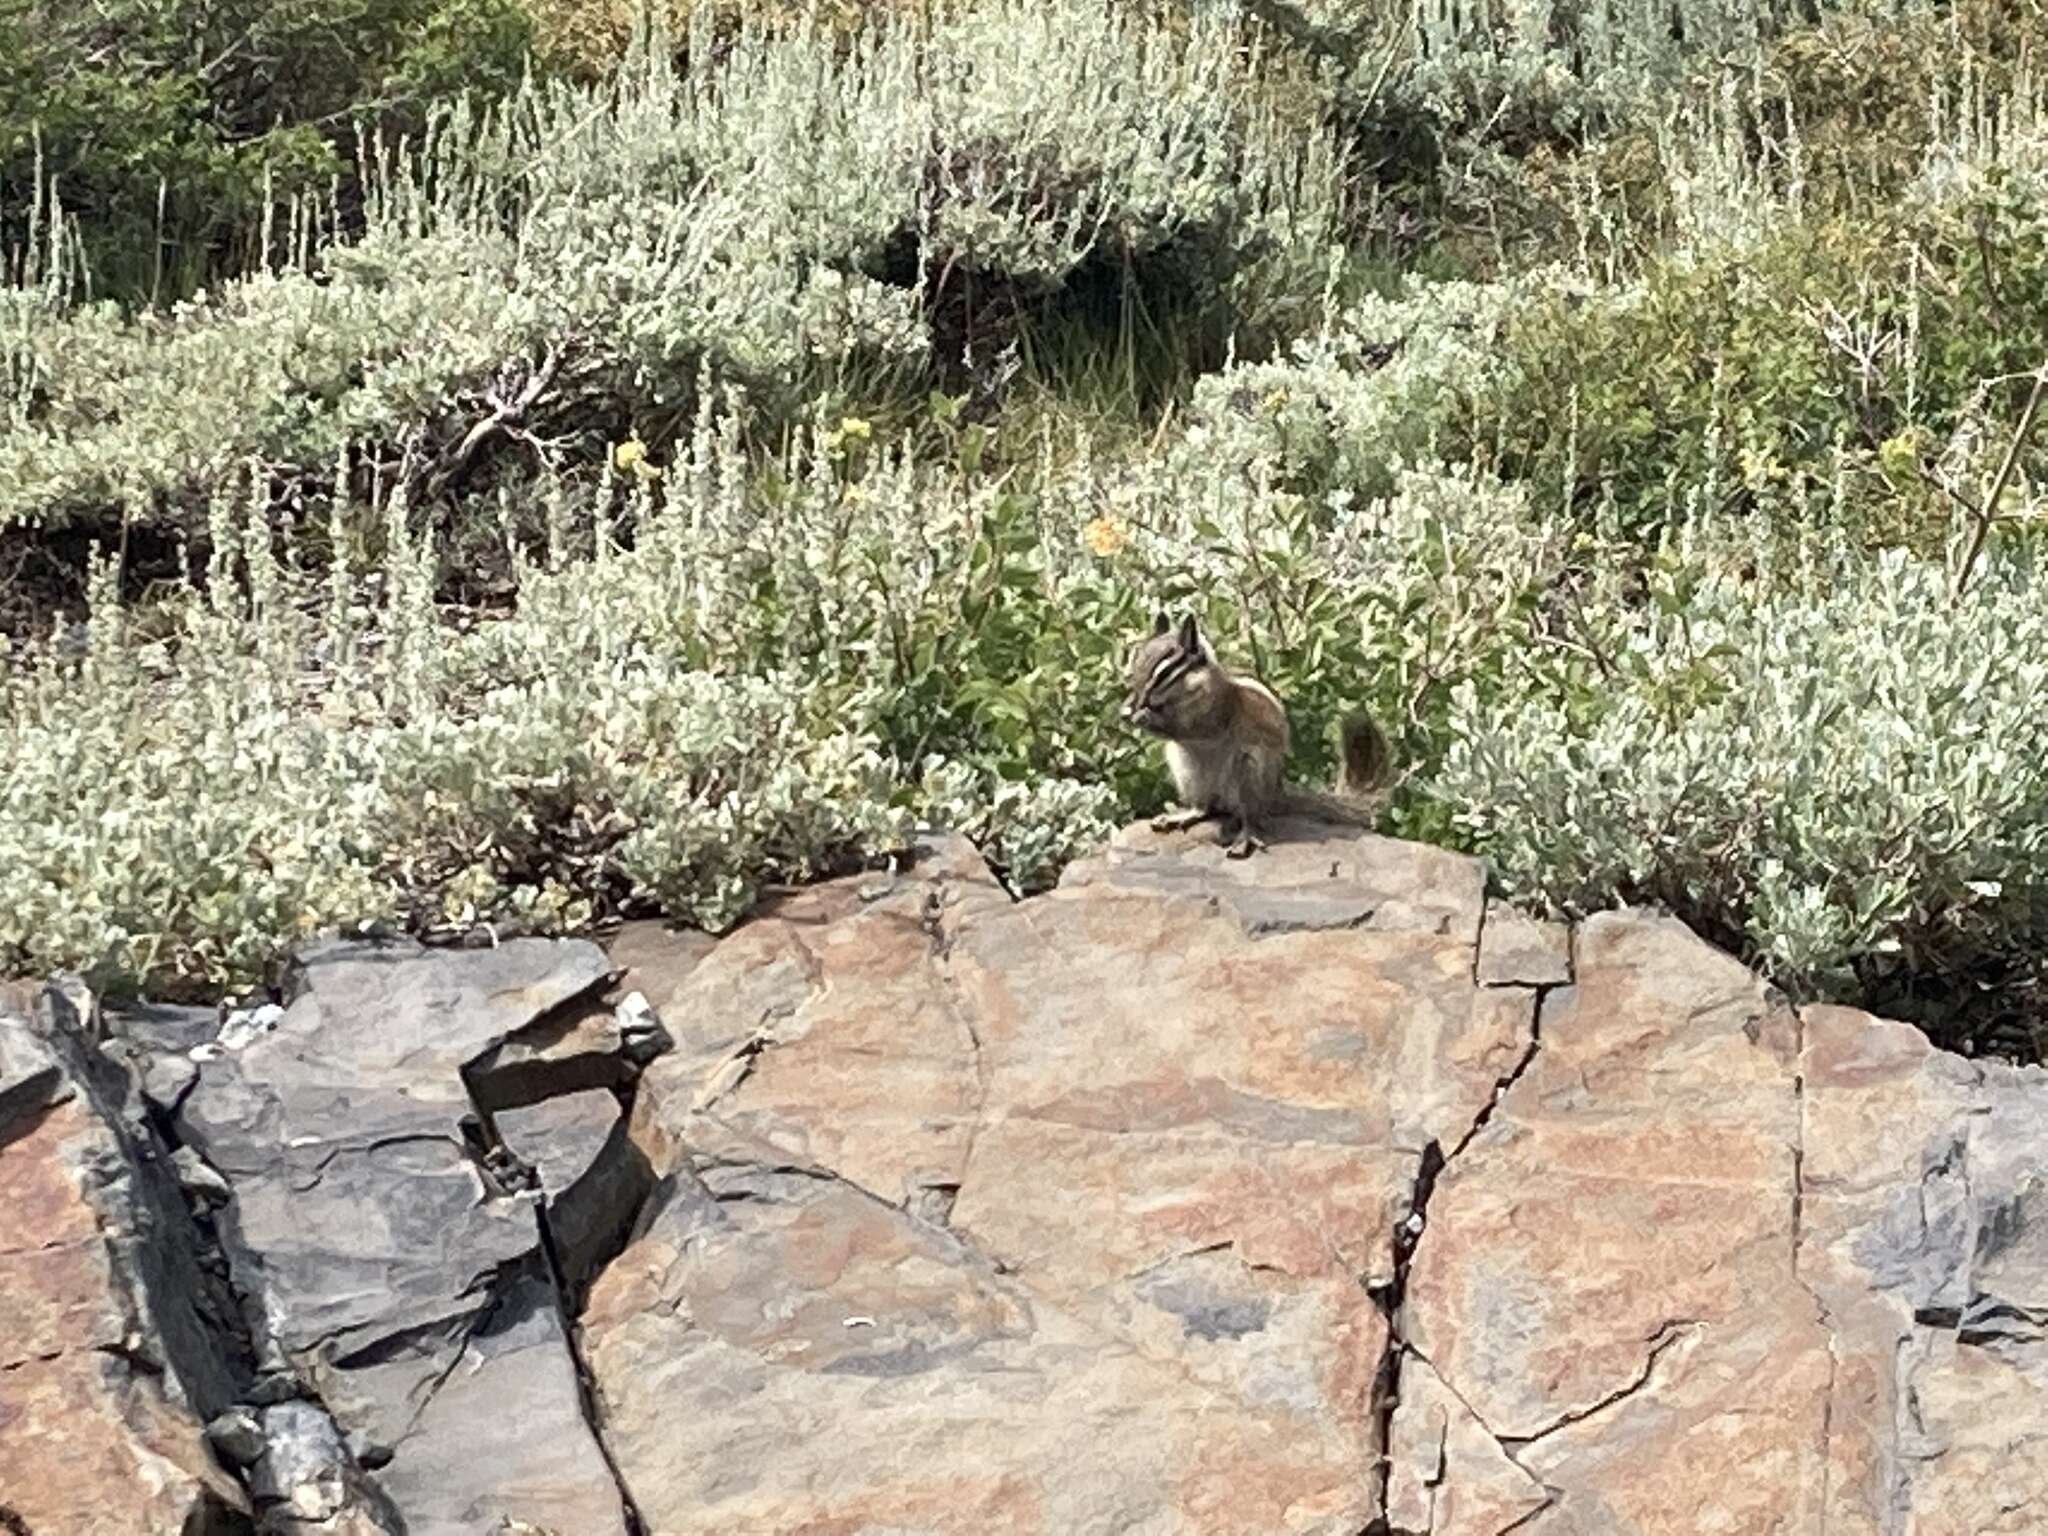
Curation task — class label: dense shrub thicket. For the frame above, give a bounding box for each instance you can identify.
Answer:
[0,388,1562,993]
[6,0,2048,1056]
[2,0,1335,540]
[0,0,534,301]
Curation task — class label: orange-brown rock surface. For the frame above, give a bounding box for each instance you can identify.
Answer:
[582,826,1531,1533]
[7,822,2048,1533]
[0,985,250,1535]
[588,824,2048,1534]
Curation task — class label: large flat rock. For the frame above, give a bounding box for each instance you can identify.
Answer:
[1062,819,1488,941]
[587,826,1534,1532]
[15,819,2048,1533]
[582,824,2048,1534]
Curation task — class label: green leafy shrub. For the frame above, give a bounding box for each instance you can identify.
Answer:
[1754,0,2043,218]
[0,0,534,302]
[524,0,934,80]
[0,215,932,536]
[1241,0,1813,126]
[1432,136,2048,544]
[1162,267,1564,503]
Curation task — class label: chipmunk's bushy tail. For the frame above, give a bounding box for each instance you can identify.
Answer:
[1276,710,1394,825]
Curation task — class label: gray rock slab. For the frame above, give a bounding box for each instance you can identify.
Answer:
[1061,820,1487,942]
[170,938,633,1535]
[497,1087,647,1292]
[1475,900,1571,987]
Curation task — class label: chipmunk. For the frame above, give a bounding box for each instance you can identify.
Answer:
[1123,611,1391,858]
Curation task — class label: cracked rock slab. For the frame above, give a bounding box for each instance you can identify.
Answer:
[1387,1353,1548,1536]
[496,1087,645,1294]
[170,938,631,1535]
[462,937,680,1115]
[358,1260,621,1533]
[1475,902,1570,989]
[24,823,2048,1536]
[588,1126,1375,1534]
[1062,821,1487,942]
[590,829,1525,1532]
[1398,911,1832,1533]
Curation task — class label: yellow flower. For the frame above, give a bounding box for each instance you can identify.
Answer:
[822,416,873,459]
[1737,445,1777,489]
[613,434,661,480]
[1082,514,1128,558]
[1877,431,1922,479]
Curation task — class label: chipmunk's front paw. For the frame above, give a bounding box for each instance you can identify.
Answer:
[1151,808,1210,834]
[1224,829,1267,859]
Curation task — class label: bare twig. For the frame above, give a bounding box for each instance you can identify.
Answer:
[1951,361,2047,604]
[1553,576,1617,680]
[1910,458,1980,519]
[426,345,566,499]
[1975,210,2006,329]
[1353,15,1412,117]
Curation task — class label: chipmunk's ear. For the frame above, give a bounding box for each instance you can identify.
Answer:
[1176,612,1200,653]
[1151,610,1171,638]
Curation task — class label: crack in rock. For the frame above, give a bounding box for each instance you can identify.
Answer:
[452,1013,651,1536]
[1496,1496,1563,1535]
[925,875,991,1228]
[1368,942,1560,1531]
[691,1006,794,1115]
[384,1259,522,1447]
[690,923,830,1116]
[1498,1320,1701,1449]
[1379,1343,1559,1536]
[1790,1009,1841,1536]
[531,1183,648,1536]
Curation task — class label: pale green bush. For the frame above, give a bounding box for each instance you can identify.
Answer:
[1163,267,1576,502]
[12,253,2048,1036]
[1228,0,1821,131]
[0,490,917,993]
[0,194,929,534]
[0,0,1339,536]
[1437,517,2048,998]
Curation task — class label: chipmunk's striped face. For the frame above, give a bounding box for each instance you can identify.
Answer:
[1125,612,1211,736]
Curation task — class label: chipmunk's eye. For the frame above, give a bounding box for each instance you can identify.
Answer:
[1145,649,1194,703]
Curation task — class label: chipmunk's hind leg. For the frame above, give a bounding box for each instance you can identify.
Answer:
[1222,817,1267,859]
[1151,806,1217,834]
